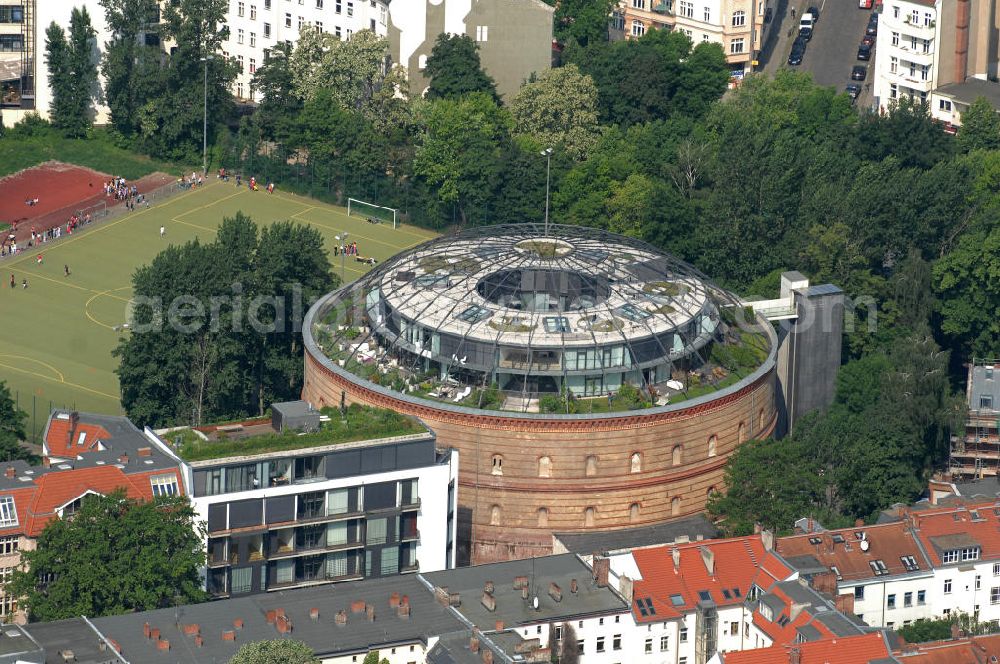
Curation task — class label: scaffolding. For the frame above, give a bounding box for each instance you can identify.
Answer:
[950,358,1000,479]
[20,0,33,106]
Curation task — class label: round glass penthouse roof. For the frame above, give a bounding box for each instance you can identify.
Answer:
[311,224,772,412]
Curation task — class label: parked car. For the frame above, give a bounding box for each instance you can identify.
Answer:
[859,0,873,8]
[800,13,815,31]
[857,43,872,60]
[846,84,862,102]
[851,65,868,80]
[799,26,813,41]
[862,33,876,46]
[807,6,820,20]
[866,14,878,36]
[788,40,807,65]
[764,7,773,22]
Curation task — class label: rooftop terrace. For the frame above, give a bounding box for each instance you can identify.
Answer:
[170,405,426,463]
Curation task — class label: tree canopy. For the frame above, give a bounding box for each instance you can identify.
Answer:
[424,34,498,102]
[229,640,319,664]
[0,382,30,463]
[510,65,602,160]
[114,213,335,427]
[9,491,205,622]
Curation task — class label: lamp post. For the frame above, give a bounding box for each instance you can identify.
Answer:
[336,233,349,282]
[200,55,215,176]
[541,148,553,235]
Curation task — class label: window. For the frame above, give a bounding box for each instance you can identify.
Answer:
[317,0,324,6]
[586,455,598,477]
[660,636,668,651]
[537,507,549,527]
[597,637,606,653]
[150,474,179,497]
[285,13,292,27]
[893,5,899,16]
[315,22,322,32]
[367,517,388,544]
[977,574,982,590]
[250,32,256,47]
[680,627,688,642]
[730,38,745,54]
[264,22,271,38]
[672,445,683,466]
[890,56,898,74]
[238,28,245,44]
[298,15,304,29]
[886,593,896,610]
[0,6,24,22]
[476,25,488,41]
[922,38,930,53]
[238,1,245,16]
[631,20,646,37]
[901,555,919,571]
[644,638,652,654]
[923,11,932,25]
[944,579,952,594]
[265,0,271,7]
[490,505,501,526]
[870,560,889,575]
[631,452,642,473]
[910,9,919,22]
[633,0,646,7]
[704,7,710,21]
[732,10,745,26]
[679,1,693,17]
[904,592,912,607]
[249,58,256,73]
[538,456,551,478]
[0,497,17,528]
[336,0,342,12]
[918,590,926,605]
[707,435,717,457]
[250,4,256,19]
[920,65,929,81]
[854,586,864,600]
[629,503,641,522]
[584,507,596,527]
[613,635,622,651]
[0,536,17,556]
[890,83,898,99]
[671,496,680,516]
[491,455,503,475]
[892,31,899,46]
[231,566,252,594]
[730,621,739,636]
[981,395,994,410]
[347,0,354,16]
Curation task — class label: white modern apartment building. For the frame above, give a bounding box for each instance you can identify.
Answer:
[873,0,938,110]
[148,401,459,599]
[222,0,389,101]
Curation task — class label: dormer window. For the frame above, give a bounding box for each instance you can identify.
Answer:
[942,547,981,564]
[0,496,17,528]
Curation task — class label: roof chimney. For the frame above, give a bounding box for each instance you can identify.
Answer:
[514,576,528,589]
[470,636,480,653]
[672,547,681,570]
[68,411,79,446]
[3,467,13,479]
[222,630,236,641]
[548,583,562,603]
[761,529,774,552]
[335,610,347,626]
[143,622,150,639]
[593,557,610,587]
[137,447,152,457]
[42,457,50,468]
[570,579,578,594]
[398,602,411,619]
[118,453,128,464]
[390,592,400,608]
[700,546,715,576]
[481,591,496,612]
[484,580,495,594]
[351,599,366,613]
[309,608,320,620]
[365,604,375,622]
[789,646,801,664]
[495,620,505,632]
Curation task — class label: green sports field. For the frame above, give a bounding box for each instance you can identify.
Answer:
[0,180,438,440]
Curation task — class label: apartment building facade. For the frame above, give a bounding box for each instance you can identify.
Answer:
[0,410,185,624]
[613,0,763,76]
[949,359,1000,478]
[148,403,458,599]
[222,0,389,101]
[873,0,938,110]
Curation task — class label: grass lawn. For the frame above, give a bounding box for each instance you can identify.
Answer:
[0,179,437,441]
[0,129,182,180]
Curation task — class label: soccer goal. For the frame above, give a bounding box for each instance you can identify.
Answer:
[348,198,398,229]
[77,201,107,223]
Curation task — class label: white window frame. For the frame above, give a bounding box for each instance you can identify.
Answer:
[730,38,745,54]
[150,474,179,497]
[732,10,745,26]
[0,497,17,529]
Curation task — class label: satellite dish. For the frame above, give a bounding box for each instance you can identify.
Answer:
[860,539,870,552]
[532,596,539,610]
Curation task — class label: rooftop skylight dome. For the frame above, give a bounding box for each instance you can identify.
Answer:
[311,224,771,414]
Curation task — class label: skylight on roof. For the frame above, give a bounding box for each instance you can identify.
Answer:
[543,317,570,333]
[869,560,889,576]
[722,589,732,600]
[698,590,712,602]
[670,594,684,607]
[830,565,842,580]
[457,305,492,323]
[808,537,822,545]
[777,615,790,627]
[901,555,919,572]
[635,597,656,617]
[733,588,742,598]
[616,303,652,322]
[831,534,845,544]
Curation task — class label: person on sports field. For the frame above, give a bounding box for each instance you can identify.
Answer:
[64,264,71,277]
[160,226,166,238]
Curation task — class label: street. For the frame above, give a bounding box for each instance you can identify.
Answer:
[760,0,877,107]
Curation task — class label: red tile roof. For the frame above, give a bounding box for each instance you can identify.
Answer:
[45,418,111,459]
[721,632,890,664]
[893,634,1000,663]
[778,521,930,582]
[910,504,1000,566]
[628,536,792,623]
[0,466,183,537]
[750,584,838,645]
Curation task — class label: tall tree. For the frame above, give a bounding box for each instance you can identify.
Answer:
[412,93,512,226]
[114,213,335,427]
[250,41,301,140]
[229,640,319,664]
[510,64,602,160]
[9,491,206,622]
[99,0,163,139]
[549,0,615,48]
[0,381,30,463]
[424,34,498,102]
[43,22,76,135]
[66,6,100,134]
